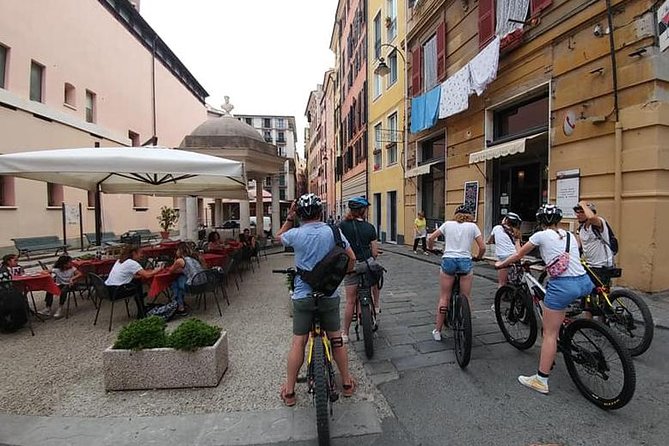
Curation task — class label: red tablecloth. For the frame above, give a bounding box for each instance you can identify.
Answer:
[201,253,227,268]
[73,258,116,276]
[159,240,180,247]
[12,272,61,295]
[142,245,176,258]
[147,271,179,298]
[208,246,239,256]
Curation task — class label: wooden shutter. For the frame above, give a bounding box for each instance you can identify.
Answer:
[530,0,552,16]
[436,21,447,81]
[411,46,422,97]
[478,0,495,49]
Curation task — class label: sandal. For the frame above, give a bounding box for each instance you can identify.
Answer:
[280,384,296,407]
[342,378,357,397]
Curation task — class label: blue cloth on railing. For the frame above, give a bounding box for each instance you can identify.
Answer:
[410,86,441,133]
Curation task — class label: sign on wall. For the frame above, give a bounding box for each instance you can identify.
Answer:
[463,181,479,221]
[556,169,580,218]
[659,0,669,52]
[65,205,80,225]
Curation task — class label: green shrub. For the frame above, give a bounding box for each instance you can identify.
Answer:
[167,318,221,351]
[113,316,167,351]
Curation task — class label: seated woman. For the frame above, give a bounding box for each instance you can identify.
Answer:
[105,246,162,318]
[42,255,84,319]
[239,228,257,248]
[207,231,224,251]
[167,242,205,316]
[0,254,20,283]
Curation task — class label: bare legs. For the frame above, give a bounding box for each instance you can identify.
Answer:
[284,334,308,394]
[539,308,565,374]
[434,271,474,332]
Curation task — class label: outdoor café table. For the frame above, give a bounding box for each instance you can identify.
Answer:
[142,245,176,259]
[208,246,239,256]
[12,271,61,316]
[72,258,116,276]
[158,240,180,247]
[147,270,180,300]
[201,253,227,268]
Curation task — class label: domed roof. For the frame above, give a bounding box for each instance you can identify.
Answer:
[189,115,264,142]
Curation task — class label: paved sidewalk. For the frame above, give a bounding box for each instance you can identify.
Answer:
[380,242,669,329]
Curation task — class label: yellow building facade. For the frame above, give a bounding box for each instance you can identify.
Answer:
[367,0,407,243]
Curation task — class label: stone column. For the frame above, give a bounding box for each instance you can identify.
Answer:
[185,196,198,241]
[271,174,281,237]
[214,199,222,227]
[177,197,187,239]
[255,178,264,239]
[239,198,251,236]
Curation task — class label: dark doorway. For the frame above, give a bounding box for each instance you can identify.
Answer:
[388,191,397,242]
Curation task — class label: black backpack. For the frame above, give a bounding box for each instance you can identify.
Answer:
[0,286,28,333]
[298,224,350,296]
[589,219,619,255]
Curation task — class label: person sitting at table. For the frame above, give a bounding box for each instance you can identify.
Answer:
[0,254,20,284]
[105,246,162,318]
[207,231,224,251]
[168,242,205,316]
[239,228,256,248]
[41,255,84,319]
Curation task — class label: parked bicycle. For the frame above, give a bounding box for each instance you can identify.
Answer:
[538,260,654,356]
[494,260,636,410]
[350,262,383,359]
[273,268,338,446]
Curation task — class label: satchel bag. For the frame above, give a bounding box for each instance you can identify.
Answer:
[545,231,571,278]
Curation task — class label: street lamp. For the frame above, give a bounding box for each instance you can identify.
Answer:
[374,58,391,76]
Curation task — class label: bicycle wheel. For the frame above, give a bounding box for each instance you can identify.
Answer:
[494,285,538,350]
[360,298,374,359]
[605,289,654,356]
[312,338,331,446]
[562,319,636,410]
[452,293,472,368]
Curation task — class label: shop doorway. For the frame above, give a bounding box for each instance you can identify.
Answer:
[387,191,397,243]
[373,193,382,239]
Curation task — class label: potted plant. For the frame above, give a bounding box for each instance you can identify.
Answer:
[103,317,228,391]
[157,206,179,239]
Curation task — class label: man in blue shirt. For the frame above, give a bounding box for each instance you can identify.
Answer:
[277,193,357,406]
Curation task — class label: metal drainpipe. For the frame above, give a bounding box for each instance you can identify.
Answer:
[605,0,622,237]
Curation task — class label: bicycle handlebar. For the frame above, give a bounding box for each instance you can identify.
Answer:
[272,268,295,274]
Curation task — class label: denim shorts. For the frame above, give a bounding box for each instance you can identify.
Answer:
[440,257,473,275]
[544,274,594,311]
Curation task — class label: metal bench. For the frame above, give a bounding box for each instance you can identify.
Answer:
[84,232,121,250]
[128,229,159,245]
[12,236,69,259]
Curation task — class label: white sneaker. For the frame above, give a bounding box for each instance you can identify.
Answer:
[518,374,549,394]
[413,251,417,254]
[432,329,442,341]
[341,333,349,344]
[53,306,65,319]
[39,307,52,317]
[424,251,430,256]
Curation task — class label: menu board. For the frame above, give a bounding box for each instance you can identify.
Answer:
[463,181,479,221]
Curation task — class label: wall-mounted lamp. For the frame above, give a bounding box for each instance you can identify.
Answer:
[374,58,391,76]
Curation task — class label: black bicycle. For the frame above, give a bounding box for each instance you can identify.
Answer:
[442,272,473,368]
[495,261,636,410]
[350,264,381,359]
[273,268,338,446]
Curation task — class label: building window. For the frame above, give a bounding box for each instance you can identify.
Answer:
[279,174,286,187]
[422,35,438,91]
[30,61,44,102]
[279,189,286,201]
[133,194,148,210]
[47,183,64,207]
[245,117,253,125]
[277,131,285,143]
[277,118,285,129]
[388,51,398,86]
[373,73,382,98]
[373,123,382,170]
[277,145,286,157]
[85,90,96,123]
[264,130,272,143]
[421,135,446,163]
[0,44,8,89]
[386,0,397,42]
[373,12,382,59]
[0,176,16,206]
[87,190,96,208]
[478,0,552,48]
[263,118,271,128]
[64,83,76,107]
[387,113,398,165]
[493,94,549,141]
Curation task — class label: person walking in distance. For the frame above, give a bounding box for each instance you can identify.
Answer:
[277,193,357,406]
[573,201,616,284]
[413,211,429,255]
[427,205,485,341]
[487,212,522,288]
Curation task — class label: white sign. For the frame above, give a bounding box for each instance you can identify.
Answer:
[556,169,580,218]
[65,205,80,225]
[660,0,669,52]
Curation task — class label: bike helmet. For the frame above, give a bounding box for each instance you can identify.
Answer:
[504,212,522,227]
[536,204,563,226]
[454,204,473,215]
[348,196,370,210]
[295,193,323,219]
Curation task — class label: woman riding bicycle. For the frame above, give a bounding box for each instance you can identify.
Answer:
[427,205,485,341]
[495,204,594,394]
[487,212,522,288]
[338,196,381,344]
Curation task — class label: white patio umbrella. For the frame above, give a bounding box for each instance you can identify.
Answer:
[0,146,248,244]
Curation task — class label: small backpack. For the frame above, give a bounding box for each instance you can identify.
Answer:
[588,219,619,255]
[0,287,28,333]
[145,301,178,322]
[298,224,350,296]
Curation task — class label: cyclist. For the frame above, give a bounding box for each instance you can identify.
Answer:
[573,201,615,284]
[426,205,485,341]
[338,196,382,343]
[487,212,522,288]
[495,204,594,394]
[276,193,357,406]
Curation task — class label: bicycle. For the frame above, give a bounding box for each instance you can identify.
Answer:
[273,268,338,446]
[494,261,636,410]
[443,271,473,368]
[538,261,654,356]
[350,262,383,359]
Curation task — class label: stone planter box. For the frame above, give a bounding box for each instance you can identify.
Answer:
[103,331,228,391]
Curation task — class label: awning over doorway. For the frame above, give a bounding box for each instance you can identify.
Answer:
[404,160,441,178]
[468,132,546,164]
